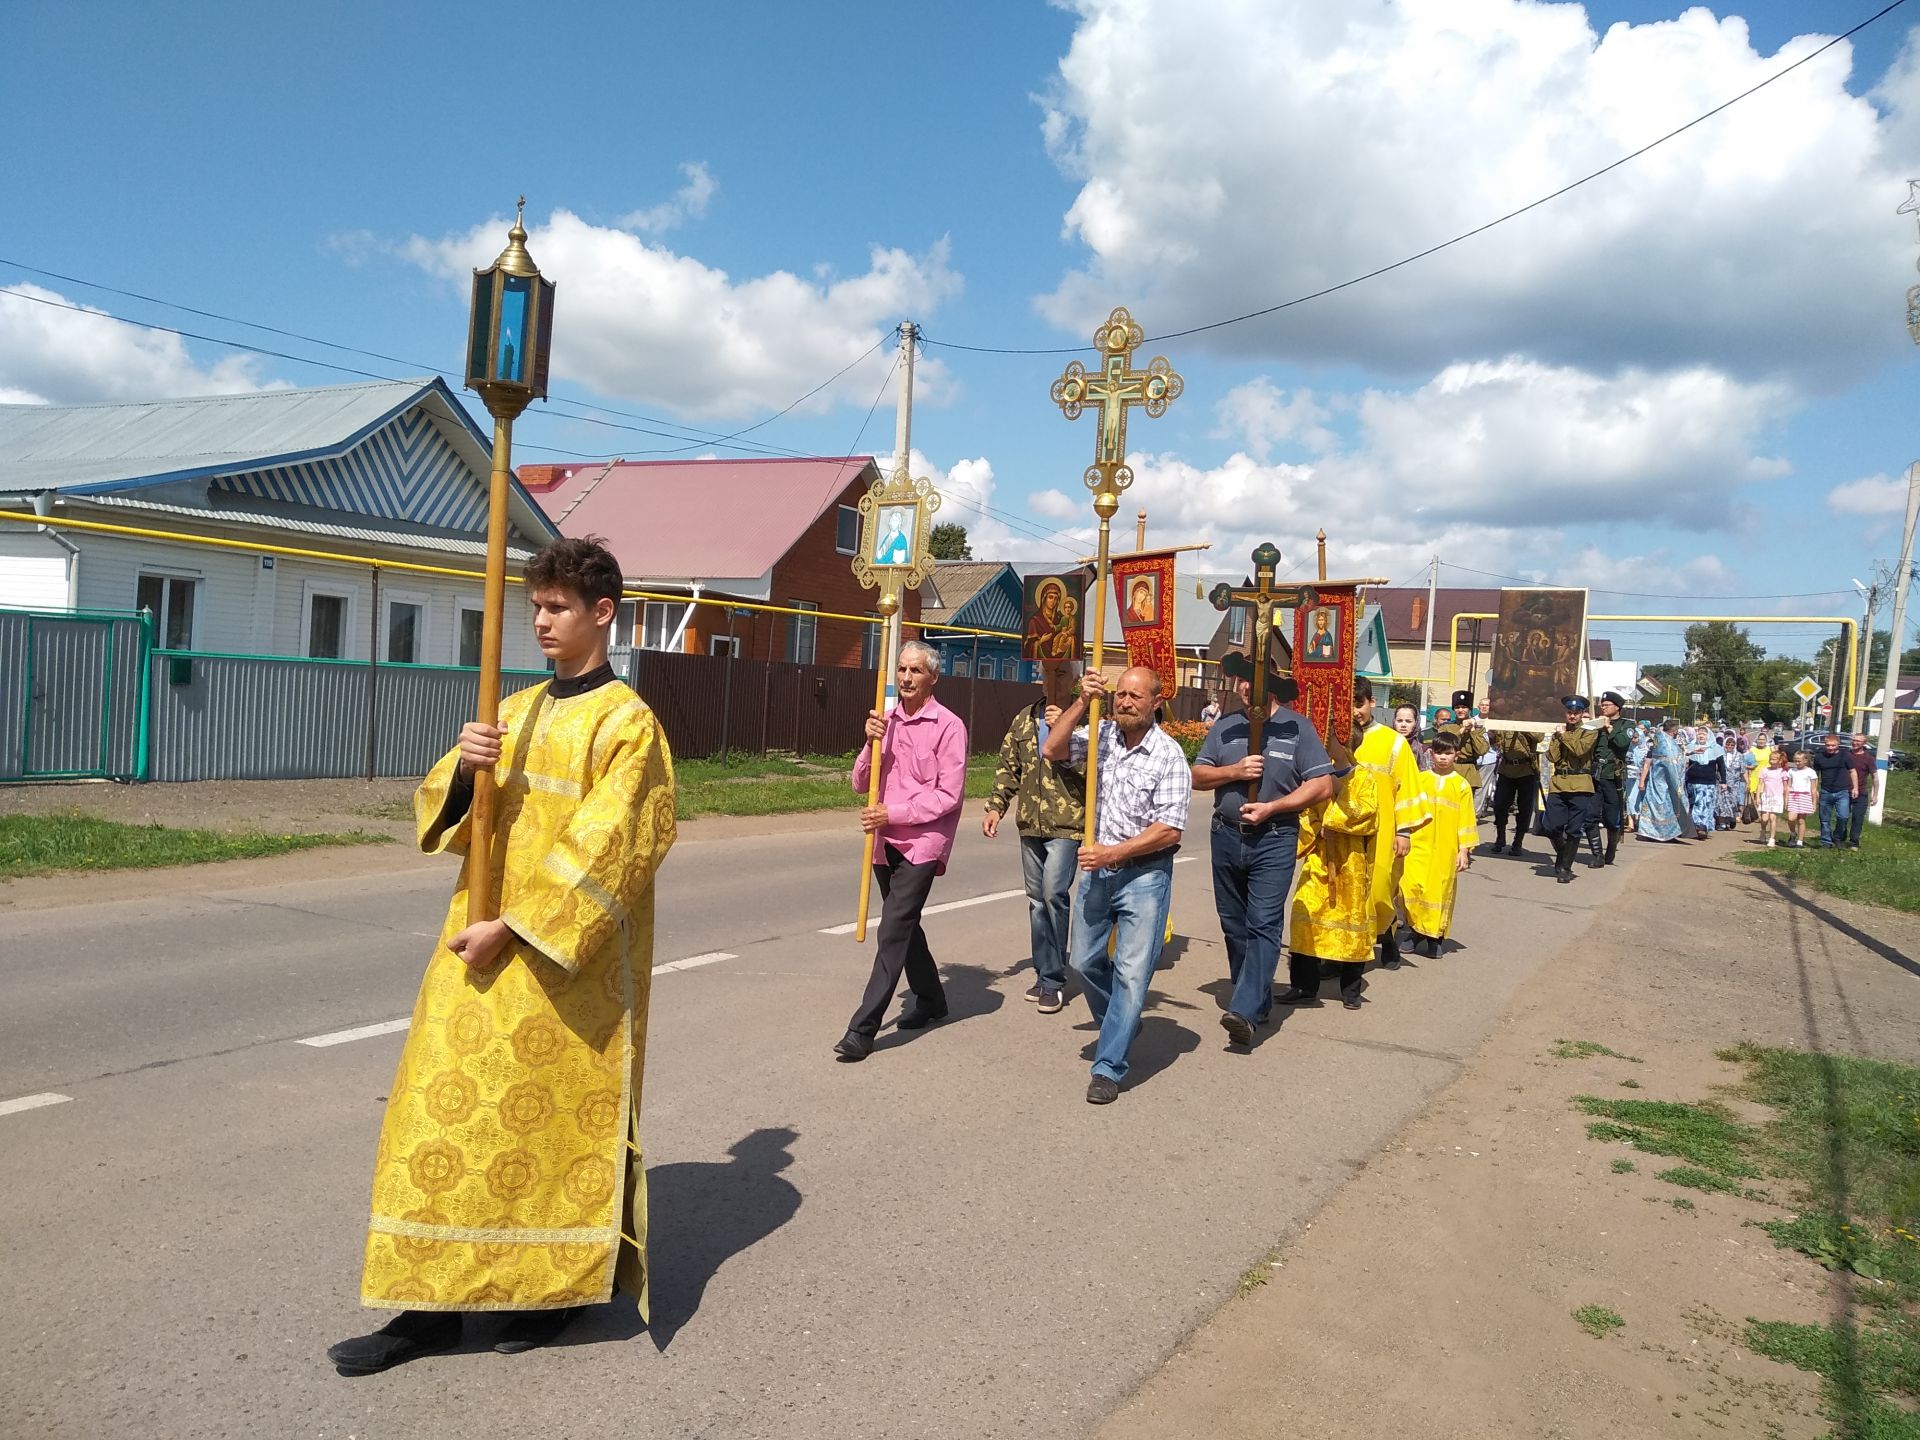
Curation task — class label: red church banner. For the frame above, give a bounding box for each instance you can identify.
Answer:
[1291,584,1362,747]
[1111,551,1177,700]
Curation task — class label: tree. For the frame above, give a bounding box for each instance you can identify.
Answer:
[1681,622,1763,716]
[1814,629,1890,694]
[928,523,972,560]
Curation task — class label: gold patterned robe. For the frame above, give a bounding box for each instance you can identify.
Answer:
[1401,770,1481,940]
[360,678,675,1314]
[1288,767,1381,963]
[1354,722,1431,934]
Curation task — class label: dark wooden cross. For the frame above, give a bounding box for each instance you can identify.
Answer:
[1210,542,1318,751]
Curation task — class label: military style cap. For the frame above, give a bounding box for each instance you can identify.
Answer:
[1600,690,1626,707]
[1561,694,1590,711]
[1449,689,1474,710]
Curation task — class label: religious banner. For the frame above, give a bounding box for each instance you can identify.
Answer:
[1292,585,1362,748]
[1483,587,1590,730]
[1111,550,1177,700]
[1021,571,1085,662]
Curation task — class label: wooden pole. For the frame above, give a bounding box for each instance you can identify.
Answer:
[467,411,513,925]
[855,593,899,940]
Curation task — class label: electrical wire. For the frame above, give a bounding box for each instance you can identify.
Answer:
[918,0,1910,357]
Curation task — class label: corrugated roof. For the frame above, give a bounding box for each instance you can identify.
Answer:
[531,455,879,582]
[921,561,1011,624]
[1373,586,1505,642]
[69,493,537,560]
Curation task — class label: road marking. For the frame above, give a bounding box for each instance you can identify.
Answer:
[819,886,1028,936]
[653,950,735,974]
[298,1018,412,1048]
[0,1092,73,1118]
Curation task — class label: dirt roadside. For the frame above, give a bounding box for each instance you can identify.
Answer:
[1096,835,1920,1440]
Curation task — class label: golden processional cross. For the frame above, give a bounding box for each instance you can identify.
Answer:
[1050,306,1183,847]
[1210,544,1317,754]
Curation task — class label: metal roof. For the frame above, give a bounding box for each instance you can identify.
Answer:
[921,561,1016,625]
[66,493,537,561]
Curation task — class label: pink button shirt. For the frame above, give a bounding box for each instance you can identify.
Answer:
[850,695,968,872]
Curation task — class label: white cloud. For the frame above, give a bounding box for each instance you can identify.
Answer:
[0,283,280,405]
[876,448,1089,565]
[403,209,961,420]
[1827,472,1912,514]
[1039,2,1917,384]
[1214,378,1336,459]
[1560,545,1739,596]
[618,162,719,234]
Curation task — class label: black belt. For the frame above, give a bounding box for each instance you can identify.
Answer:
[1112,847,1178,869]
[1215,813,1285,838]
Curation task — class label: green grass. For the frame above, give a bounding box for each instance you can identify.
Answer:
[1552,1039,1643,1062]
[0,812,390,879]
[1612,1158,1638,1174]
[1671,1197,1696,1212]
[1573,1304,1625,1339]
[1655,1165,1767,1201]
[1735,769,1920,914]
[1575,1095,1762,1178]
[673,751,999,820]
[1744,1318,1920,1438]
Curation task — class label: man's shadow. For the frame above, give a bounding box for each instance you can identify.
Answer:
[575,1126,803,1352]
[875,962,1004,1051]
[1077,1011,1200,1087]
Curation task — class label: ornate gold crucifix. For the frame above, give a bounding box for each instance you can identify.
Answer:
[1210,543,1318,752]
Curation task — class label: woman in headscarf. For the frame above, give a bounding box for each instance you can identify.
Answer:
[1623,723,1653,829]
[1683,724,1726,840]
[1717,734,1752,829]
[1635,719,1688,842]
[1391,702,1432,772]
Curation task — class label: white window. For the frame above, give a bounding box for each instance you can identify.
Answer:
[950,650,971,678]
[710,634,741,658]
[1227,607,1248,645]
[860,612,881,670]
[612,600,638,650]
[641,601,679,651]
[835,505,860,555]
[302,582,356,660]
[457,602,485,668]
[978,654,996,680]
[785,601,818,664]
[135,572,199,650]
[384,592,427,664]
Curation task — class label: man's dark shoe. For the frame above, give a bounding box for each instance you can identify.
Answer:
[328,1311,461,1376]
[1274,985,1319,1005]
[1220,1010,1254,1048]
[1023,981,1046,1003]
[495,1306,583,1355]
[1507,842,1525,857]
[895,998,950,1031]
[1036,987,1064,1014]
[1342,994,1363,1011]
[1086,1075,1120,1104]
[1556,869,1573,884]
[832,1030,873,1061]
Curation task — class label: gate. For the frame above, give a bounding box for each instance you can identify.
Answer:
[0,608,151,782]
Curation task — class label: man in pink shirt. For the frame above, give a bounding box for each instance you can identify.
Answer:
[834,640,969,1061]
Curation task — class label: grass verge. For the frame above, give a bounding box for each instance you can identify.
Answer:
[0,812,390,879]
[1573,1305,1625,1339]
[674,751,998,821]
[1735,769,1920,914]
[1552,1038,1643,1062]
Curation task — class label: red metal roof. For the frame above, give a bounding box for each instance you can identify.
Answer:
[525,456,878,581]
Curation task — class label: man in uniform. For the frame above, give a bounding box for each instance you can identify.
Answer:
[1352,678,1430,969]
[1431,688,1490,791]
[1594,690,1635,865]
[1543,695,1603,883]
[1191,650,1335,1047]
[1488,726,1544,857]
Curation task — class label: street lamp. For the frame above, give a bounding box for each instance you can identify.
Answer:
[462,198,556,923]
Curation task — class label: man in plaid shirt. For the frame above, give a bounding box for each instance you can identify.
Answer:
[1042,666,1191,1105]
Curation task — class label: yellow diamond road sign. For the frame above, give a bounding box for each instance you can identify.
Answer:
[1792,676,1820,702]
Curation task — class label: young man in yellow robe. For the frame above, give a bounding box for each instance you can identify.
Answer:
[1279,737,1381,1010]
[1351,679,1429,971]
[1401,732,1482,957]
[328,536,676,1376]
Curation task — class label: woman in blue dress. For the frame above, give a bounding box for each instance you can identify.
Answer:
[1624,724,1653,823]
[1684,726,1726,839]
[1635,720,1687,842]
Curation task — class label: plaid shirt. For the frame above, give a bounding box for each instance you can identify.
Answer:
[1067,720,1192,851]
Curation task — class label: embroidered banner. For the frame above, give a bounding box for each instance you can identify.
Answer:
[1020,571,1085,662]
[1291,585,1362,747]
[1111,551,1177,700]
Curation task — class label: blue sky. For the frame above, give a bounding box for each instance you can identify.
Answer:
[4,0,1917,674]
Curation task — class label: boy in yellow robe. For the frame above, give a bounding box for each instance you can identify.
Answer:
[1279,738,1382,1010]
[1401,732,1481,957]
[329,536,676,1376]
[1351,679,1429,971]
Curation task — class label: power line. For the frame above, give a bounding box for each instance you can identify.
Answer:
[918,0,1909,357]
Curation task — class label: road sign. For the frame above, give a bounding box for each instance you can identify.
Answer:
[1819,704,1832,717]
[1792,676,1819,702]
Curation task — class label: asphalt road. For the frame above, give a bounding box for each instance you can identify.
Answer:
[1,816,1626,1439]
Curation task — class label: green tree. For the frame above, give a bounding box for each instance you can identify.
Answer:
[1813,629,1888,695]
[1682,622,1764,716]
[928,523,972,560]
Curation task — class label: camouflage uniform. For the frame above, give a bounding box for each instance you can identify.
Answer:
[987,701,1087,1000]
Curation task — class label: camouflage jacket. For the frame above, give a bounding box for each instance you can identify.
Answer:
[987,701,1087,840]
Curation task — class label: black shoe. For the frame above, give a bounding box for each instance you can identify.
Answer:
[1086,1075,1120,1104]
[895,998,950,1031]
[328,1311,462,1376]
[1507,843,1525,858]
[1556,869,1572,884]
[1342,994,1363,1010]
[1274,986,1320,1005]
[1220,1010,1254,1048]
[494,1306,582,1355]
[832,1030,873,1061]
[1604,831,1622,865]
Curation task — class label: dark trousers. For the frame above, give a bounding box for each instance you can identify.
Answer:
[1491,774,1539,841]
[1595,776,1624,832]
[1848,787,1871,846]
[1544,792,1601,862]
[1210,818,1299,1023]
[1289,951,1365,999]
[847,844,945,1038]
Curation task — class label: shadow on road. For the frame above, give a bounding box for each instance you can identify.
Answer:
[1079,1012,1199,1089]
[1747,870,1920,981]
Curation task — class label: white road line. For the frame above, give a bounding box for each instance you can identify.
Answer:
[652,950,735,975]
[297,1018,412,1048]
[0,1092,73,1118]
[820,885,1030,936]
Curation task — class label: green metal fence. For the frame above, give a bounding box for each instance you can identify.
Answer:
[1,607,151,782]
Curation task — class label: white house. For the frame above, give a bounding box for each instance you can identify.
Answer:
[0,378,557,669]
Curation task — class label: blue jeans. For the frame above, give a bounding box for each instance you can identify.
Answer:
[1208,818,1299,1025]
[1019,834,1080,990]
[1818,790,1851,847]
[1070,856,1174,1083]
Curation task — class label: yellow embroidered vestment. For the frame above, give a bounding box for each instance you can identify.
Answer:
[1353,722,1430,934]
[1288,767,1381,963]
[1400,770,1481,940]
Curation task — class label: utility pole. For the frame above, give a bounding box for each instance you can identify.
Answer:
[1867,461,1918,825]
[1850,576,1880,732]
[1419,555,1438,713]
[884,321,916,708]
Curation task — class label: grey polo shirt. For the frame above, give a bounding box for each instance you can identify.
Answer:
[1194,705,1334,826]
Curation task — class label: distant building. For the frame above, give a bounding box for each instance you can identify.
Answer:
[920,560,1027,682]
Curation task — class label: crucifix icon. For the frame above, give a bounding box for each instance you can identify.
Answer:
[1050,306,1184,502]
[1210,543,1318,751]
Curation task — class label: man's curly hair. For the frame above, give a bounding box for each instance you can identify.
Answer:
[524,535,622,607]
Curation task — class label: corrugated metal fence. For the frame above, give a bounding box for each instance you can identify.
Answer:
[0,608,148,782]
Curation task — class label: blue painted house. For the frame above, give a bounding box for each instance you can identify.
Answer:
[921,560,1032,684]
[0,377,558,668]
